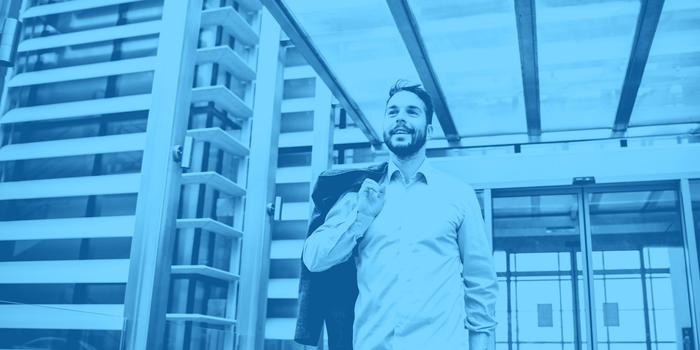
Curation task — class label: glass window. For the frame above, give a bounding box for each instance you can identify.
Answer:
[165,321,228,350]
[11,71,153,108]
[173,230,233,271]
[284,46,308,67]
[0,283,126,304]
[0,237,131,261]
[2,151,143,181]
[280,111,314,133]
[15,35,159,74]
[0,329,123,350]
[492,191,586,349]
[167,277,229,318]
[283,78,316,99]
[587,187,693,349]
[277,148,312,167]
[0,193,137,221]
[269,259,301,279]
[22,1,162,40]
[9,111,148,144]
[276,183,310,203]
[266,298,298,318]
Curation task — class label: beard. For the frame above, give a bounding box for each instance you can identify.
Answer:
[383,125,428,158]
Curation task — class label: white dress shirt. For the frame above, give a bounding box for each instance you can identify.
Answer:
[303,160,497,349]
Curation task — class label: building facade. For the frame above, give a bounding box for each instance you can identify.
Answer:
[0,1,699,350]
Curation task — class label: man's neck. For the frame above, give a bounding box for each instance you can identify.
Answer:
[389,151,426,180]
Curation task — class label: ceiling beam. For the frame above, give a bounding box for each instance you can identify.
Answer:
[612,0,665,137]
[514,0,542,141]
[386,0,460,142]
[259,0,382,147]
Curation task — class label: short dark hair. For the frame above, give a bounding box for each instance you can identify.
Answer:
[386,80,434,124]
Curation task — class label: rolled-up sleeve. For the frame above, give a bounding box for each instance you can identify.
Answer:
[457,187,498,334]
[302,191,375,272]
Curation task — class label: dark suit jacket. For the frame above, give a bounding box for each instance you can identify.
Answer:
[294,162,388,350]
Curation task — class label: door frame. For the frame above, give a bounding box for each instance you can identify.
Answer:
[492,179,699,350]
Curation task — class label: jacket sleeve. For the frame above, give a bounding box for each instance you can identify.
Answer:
[302,191,374,272]
[457,186,498,336]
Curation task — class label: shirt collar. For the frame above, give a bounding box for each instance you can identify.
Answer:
[386,158,433,185]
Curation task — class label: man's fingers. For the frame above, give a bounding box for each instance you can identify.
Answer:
[359,179,385,201]
[361,179,379,192]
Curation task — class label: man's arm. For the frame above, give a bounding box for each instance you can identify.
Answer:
[457,187,498,350]
[302,191,373,272]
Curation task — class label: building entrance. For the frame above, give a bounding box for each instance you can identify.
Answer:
[492,182,696,350]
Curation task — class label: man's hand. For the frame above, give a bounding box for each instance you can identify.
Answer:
[357,178,385,217]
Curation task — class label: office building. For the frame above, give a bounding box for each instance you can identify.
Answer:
[0,1,698,349]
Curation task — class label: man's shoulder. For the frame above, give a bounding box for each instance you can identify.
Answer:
[430,166,477,194]
[433,164,476,198]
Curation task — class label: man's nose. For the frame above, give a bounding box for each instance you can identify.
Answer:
[395,109,408,122]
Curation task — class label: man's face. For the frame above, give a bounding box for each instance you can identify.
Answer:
[383,90,432,157]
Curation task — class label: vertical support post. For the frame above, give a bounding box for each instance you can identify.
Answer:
[122,1,202,349]
[0,0,22,147]
[482,188,496,350]
[578,189,598,350]
[236,9,283,350]
[309,77,335,199]
[680,179,700,350]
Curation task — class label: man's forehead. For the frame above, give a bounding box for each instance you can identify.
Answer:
[386,90,425,109]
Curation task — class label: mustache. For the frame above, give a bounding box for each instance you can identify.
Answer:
[390,126,414,134]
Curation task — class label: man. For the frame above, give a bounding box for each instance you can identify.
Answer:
[302,81,497,349]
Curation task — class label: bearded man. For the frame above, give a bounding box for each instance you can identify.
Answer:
[302,81,498,350]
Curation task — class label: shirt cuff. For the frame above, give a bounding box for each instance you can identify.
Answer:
[352,211,375,241]
[464,317,497,333]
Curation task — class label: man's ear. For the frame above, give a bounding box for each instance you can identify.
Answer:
[427,123,434,139]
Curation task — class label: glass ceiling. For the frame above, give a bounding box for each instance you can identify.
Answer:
[282,0,700,145]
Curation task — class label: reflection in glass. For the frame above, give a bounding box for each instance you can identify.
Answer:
[588,188,694,349]
[492,192,587,349]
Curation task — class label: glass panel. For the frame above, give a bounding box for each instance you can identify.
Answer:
[281,111,314,133]
[0,328,124,350]
[165,321,228,350]
[630,0,700,129]
[168,277,229,318]
[283,78,316,99]
[536,0,640,131]
[0,283,126,304]
[587,188,694,349]
[283,0,420,134]
[266,298,298,318]
[492,192,586,349]
[22,1,163,39]
[0,237,131,261]
[265,338,318,350]
[409,0,527,138]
